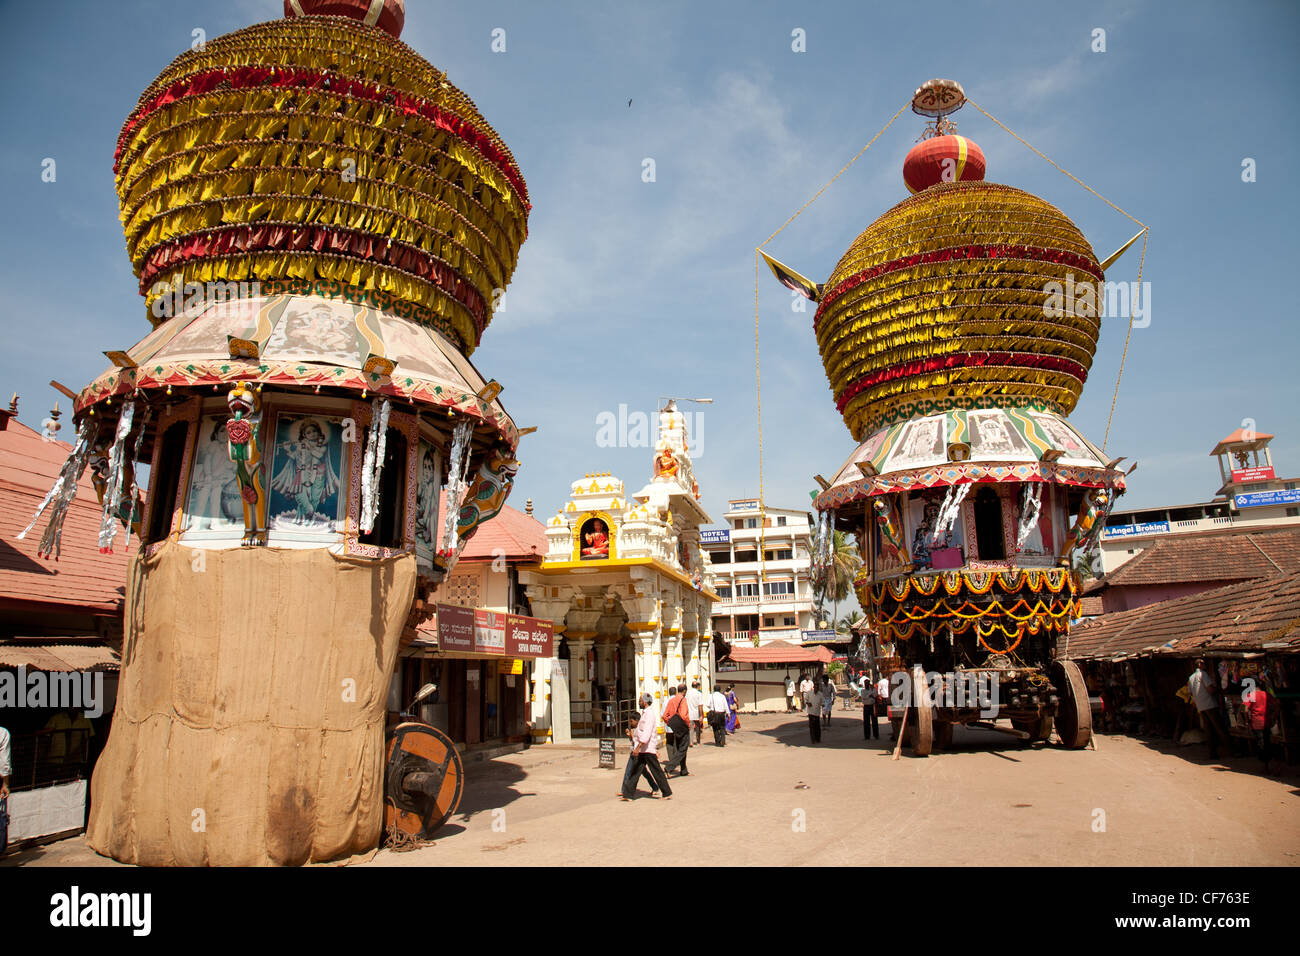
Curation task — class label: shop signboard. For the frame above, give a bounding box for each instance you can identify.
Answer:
[801,629,838,643]
[700,529,731,544]
[436,603,475,653]
[1231,466,1275,483]
[599,737,616,769]
[730,500,760,512]
[1101,520,1170,539]
[474,609,506,655]
[506,614,554,659]
[1234,489,1300,509]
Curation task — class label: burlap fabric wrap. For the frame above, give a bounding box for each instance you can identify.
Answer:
[86,540,416,865]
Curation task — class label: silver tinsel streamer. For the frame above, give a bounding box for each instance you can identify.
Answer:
[440,419,474,556]
[1014,482,1043,552]
[931,482,971,544]
[98,401,136,552]
[122,404,153,551]
[18,417,94,559]
[359,398,391,533]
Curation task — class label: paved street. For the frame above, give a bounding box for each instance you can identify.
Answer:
[9,709,1298,867]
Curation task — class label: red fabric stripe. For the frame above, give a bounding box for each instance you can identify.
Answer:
[116,66,529,209]
[813,244,1103,332]
[138,224,489,335]
[833,352,1088,412]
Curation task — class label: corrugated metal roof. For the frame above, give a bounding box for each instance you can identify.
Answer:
[0,643,120,671]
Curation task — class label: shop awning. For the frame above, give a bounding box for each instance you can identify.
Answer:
[0,643,120,671]
[725,641,834,665]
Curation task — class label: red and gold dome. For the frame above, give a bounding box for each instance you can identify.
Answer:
[813,181,1102,442]
[903,134,985,193]
[114,11,528,357]
[283,0,406,38]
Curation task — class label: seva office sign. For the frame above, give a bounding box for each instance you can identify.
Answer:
[1234,489,1300,509]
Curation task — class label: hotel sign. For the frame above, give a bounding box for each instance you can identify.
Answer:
[700,529,731,544]
[1234,489,1300,509]
[1102,520,1170,539]
[1231,466,1275,483]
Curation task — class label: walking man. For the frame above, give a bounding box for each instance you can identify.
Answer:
[861,673,880,740]
[785,673,796,712]
[805,678,823,743]
[622,693,672,800]
[686,680,704,745]
[877,672,892,739]
[662,683,692,777]
[821,675,836,727]
[1188,658,1230,760]
[707,685,729,746]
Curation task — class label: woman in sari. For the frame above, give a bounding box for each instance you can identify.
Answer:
[725,684,740,734]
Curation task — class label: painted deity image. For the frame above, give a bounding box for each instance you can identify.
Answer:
[269,415,343,530]
[414,440,440,556]
[186,416,242,531]
[580,517,609,559]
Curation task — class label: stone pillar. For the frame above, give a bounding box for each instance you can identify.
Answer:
[682,635,699,688]
[698,636,713,695]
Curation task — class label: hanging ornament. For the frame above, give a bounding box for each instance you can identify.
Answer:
[931,482,971,544]
[439,418,474,561]
[18,418,95,560]
[98,402,136,554]
[122,404,153,551]
[1014,482,1043,553]
[359,397,391,533]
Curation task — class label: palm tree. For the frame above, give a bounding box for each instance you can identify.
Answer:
[829,531,861,604]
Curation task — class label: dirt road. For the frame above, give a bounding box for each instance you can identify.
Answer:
[10,710,1297,867]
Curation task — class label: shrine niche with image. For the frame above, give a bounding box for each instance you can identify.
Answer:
[579,515,612,560]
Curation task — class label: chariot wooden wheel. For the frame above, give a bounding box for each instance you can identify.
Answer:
[385,722,464,840]
[934,720,954,751]
[911,665,933,756]
[1052,659,1092,749]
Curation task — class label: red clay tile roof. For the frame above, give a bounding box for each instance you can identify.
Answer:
[448,491,547,562]
[1064,571,1300,660]
[1098,526,1300,589]
[1211,428,1274,455]
[0,420,131,615]
[1078,595,1104,617]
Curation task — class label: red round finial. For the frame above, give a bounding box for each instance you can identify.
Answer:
[903,135,986,194]
[283,0,405,39]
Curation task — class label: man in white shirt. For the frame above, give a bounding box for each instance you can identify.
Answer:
[785,675,796,712]
[805,679,823,743]
[1188,658,1229,759]
[707,687,729,746]
[686,681,704,745]
[622,693,672,800]
[1,724,11,851]
[861,674,880,740]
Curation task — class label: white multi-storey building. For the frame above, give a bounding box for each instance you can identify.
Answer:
[701,499,816,646]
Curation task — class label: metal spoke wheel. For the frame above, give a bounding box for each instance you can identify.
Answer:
[1052,659,1092,749]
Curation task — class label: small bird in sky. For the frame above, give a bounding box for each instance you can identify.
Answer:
[627,98,632,107]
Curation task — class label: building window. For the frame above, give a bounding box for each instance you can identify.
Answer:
[746,518,758,529]
[784,616,795,626]
[734,550,757,563]
[715,586,732,599]
[764,548,793,561]
[763,617,775,627]
[777,516,787,526]
[763,581,795,596]
[711,551,731,564]
[735,583,759,598]
[1287,507,1299,518]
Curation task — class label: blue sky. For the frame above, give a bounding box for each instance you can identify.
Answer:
[1,0,1297,532]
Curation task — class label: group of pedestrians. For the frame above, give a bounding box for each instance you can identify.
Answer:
[797,672,837,743]
[621,680,742,800]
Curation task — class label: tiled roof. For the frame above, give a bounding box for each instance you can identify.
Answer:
[447,492,547,562]
[1064,572,1300,660]
[1099,526,1300,589]
[1211,428,1273,455]
[0,420,131,615]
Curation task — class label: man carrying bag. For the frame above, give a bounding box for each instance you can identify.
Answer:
[662,683,692,776]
